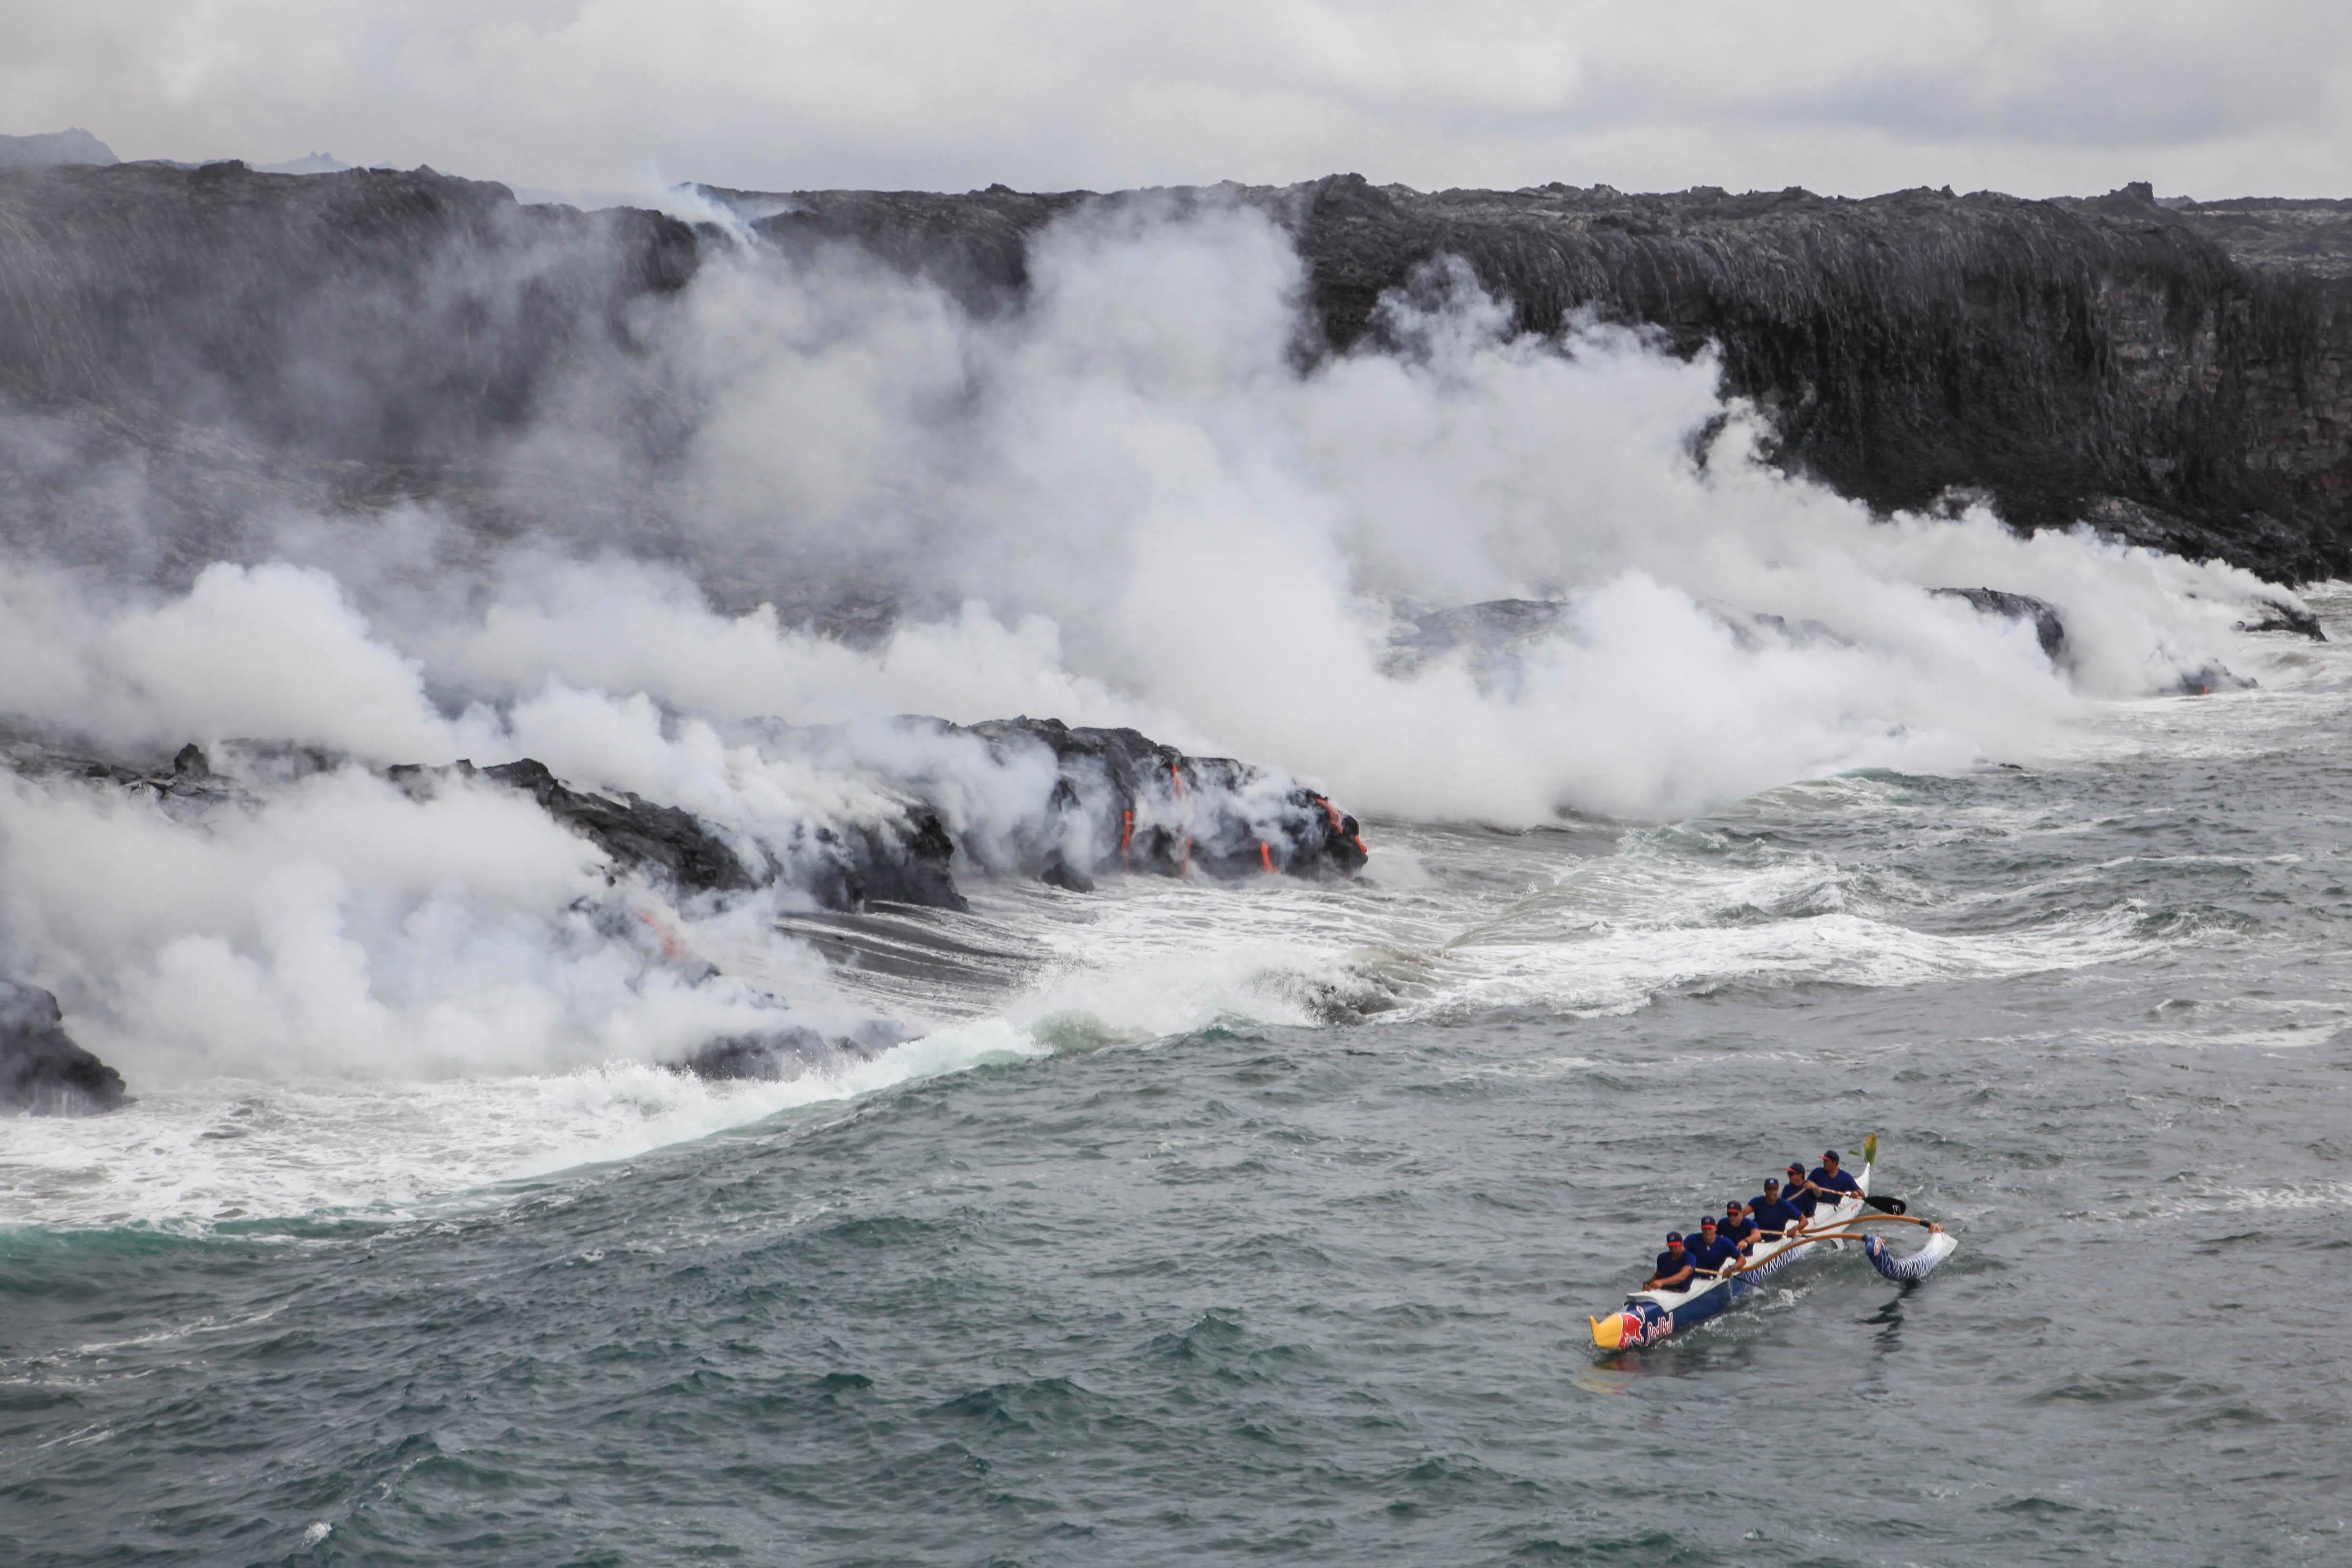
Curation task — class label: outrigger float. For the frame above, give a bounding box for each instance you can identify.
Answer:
[1590,1135,1958,1351]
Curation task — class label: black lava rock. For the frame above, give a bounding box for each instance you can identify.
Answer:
[0,980,128,1115]
[1932,588,2070,663]
[445,757,969,914]
[8,164,2352,583]
[677,1018,911,1082]
[0,160,697,468]
[2176,662,2258,695]
[970,716,1369,883]
[731,175,2352,584]
[476,759,759,895]
[795,813,971,914]
[2238,598,2327,639]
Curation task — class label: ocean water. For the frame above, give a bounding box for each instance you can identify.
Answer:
[6,596,2352,1567]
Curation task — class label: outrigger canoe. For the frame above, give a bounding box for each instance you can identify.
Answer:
[1590,1137,1958,1350]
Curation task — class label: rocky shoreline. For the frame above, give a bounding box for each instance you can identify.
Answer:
[0,716,1368,1112]
[0,980,127,1115]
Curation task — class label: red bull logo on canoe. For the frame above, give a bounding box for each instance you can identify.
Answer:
[1590,1306,1675,1350]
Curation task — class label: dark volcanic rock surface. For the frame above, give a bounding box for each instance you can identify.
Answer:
[395,755,972,912]
[0,160,701,577]
[0,161,697,461]
[2171,196,2352,280]
[467,758,762,895]
[965,716,1370,883]
[677,1018,912,1083]
[2238,596,2327,639]
[0,980,128,1115]
[747,176,2352,583]
[1932,588,2070,663]
[706,182,1092,315]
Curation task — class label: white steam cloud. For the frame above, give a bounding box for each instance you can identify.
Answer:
[475,198,2275,820]
[0,198,2300,1104]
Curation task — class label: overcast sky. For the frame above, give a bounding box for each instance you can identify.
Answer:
[7,1,2348,200]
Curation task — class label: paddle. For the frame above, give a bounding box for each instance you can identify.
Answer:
[1856,1134,1907,1214]
[1713,1212,1939,1278]
[1717,1138,1927,1279]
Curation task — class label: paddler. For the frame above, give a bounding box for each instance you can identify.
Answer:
[1808,1149,1864,1207]
[1643,1231,1698,1291]
[1746,1176,1807,1238]
[1781,1161,1822,1221]
[1718,1199,1761,1254]
[1683,1216,1742,1278]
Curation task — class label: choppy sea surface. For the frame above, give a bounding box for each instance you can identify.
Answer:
[7,593,2352,1567]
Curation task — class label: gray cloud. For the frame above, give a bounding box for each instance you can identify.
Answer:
[2,1,2347,198]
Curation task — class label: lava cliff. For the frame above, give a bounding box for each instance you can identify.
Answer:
[4,162,2351,580]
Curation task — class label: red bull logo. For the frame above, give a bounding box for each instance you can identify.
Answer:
[1589,1308,1674,1349]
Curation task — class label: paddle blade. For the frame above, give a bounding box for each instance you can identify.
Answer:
[1863,1133,1878,1166]
[1864,1194,1907,1215]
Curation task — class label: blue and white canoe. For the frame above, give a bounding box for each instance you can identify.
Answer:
[1589,1147,1957,1351]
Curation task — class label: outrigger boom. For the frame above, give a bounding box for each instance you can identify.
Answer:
[1590,1139,1957,1350]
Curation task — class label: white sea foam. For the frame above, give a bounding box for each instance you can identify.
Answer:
[0,1020,1047,1230]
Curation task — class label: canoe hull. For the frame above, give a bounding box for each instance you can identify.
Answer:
[1591,1166,1875,1351]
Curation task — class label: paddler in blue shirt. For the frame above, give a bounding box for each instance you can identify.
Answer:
[1643,1231,1697,1291]
[1718,1200,1761,1254]
[1683,1216,1742,1279]
[1781,1161,1822,1220]
[1808,1149,1864,1209]
[1746,1177,1807,1238]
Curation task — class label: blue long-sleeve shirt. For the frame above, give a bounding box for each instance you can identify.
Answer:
[1684,1235,1741,1275]
[1809,1166,1862,1206]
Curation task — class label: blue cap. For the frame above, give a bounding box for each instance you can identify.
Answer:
[1698,1216,1718,1228]
[1667,1231,1683,1243]
[1823,1149,1840,1161]
[1764,1176,1780,1187]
